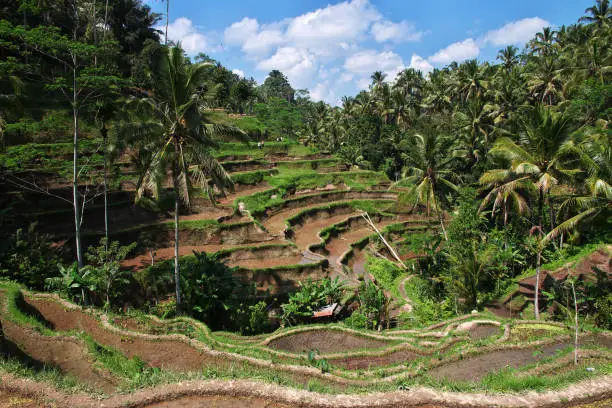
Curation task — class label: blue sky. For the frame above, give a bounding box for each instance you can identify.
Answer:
[145,0,593,104]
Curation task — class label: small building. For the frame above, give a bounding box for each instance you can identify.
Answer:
[313,303,343,321]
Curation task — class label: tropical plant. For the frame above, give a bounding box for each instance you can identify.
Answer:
[122,44,244,310]
[45,263,94,305]
[85,238,136,308]
[395,127,459,239]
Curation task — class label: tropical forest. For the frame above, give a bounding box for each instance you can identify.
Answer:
[0,0,610,406]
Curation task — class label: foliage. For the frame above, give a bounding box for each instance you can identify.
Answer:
[85,238,136,308]
[0,224,63,290]
[353,281,388,330]
[365,256,404,292]
[45,262,94,305]
[281,277,346,326]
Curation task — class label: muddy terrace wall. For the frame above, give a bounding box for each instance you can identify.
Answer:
[222,159,274,173]
[236,260,329,294]
[216,244,299,263]
[254,190,398,219]
[309,213,395,255]
[76,221,271,256]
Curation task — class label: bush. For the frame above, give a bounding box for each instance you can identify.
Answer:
[594,294,612,330]
[0,224,63,290]
[343,309,368,329]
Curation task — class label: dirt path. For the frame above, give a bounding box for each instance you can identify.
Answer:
[398,276,414,313]
[0,296,117,392]
[0,373,610,408]
[23,297,231,374]
[428,341,573,382]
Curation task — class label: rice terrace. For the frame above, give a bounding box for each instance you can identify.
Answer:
[0,0,610,406]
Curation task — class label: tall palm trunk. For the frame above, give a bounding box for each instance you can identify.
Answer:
[101,124,109,246]
[72,60,83,268]
[547,190,556,233]
[534,250,541,320]
[165,0,169,45]
[172,139,182,308]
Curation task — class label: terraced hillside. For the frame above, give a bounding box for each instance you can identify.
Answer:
[1,141,611,407]
[0,283,611,407]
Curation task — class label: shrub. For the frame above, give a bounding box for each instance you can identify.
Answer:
[0,224,63,290]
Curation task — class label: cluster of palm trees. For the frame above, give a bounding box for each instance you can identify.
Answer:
[301,1,610,244]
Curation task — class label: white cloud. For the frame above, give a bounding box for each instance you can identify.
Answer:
[371,20,423,43]
[310,81,339,104]
[165,17,209,54]
[257,47,317,88]
[224,17,259,46]
[356,77,371,90]
[222,0,420,100]
[232,69,245,78]
[285,0,381,54]
[344,50,405,76]
[428,38,480,64]
[242,29,285,57]
[483,17,550,46]
[408,54,433,74]
[339,72,354,83]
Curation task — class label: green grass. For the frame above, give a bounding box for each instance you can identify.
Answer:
[0,282,55,335]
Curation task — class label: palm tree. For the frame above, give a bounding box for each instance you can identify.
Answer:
[483,105,576,232]
[530,27,558,56]
[123,45,244,309]
[479,171,533,229]
[524,57,564,105]
[370,71,387,90]
[579,0,611,28]
[452,97,498,167]
[546,130,612,243]
[423,69,452,113]
[456,59,489,104]
[395,127,458,240]
[497,46,520,73]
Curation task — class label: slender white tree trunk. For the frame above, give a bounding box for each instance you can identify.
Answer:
[72,64,83,268]
[571,281,578,365]
[102,126,109,246]
[534,250,541,320]
[174,194,181,307]
[165,0,169,45]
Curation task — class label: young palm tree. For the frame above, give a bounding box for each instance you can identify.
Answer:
[123,45,244,309]
[395,127,458,240]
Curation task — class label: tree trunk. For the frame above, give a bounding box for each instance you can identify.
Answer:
[150,250,155,266]
[103,0,109,41]
[571,281,578,365]
[535,250,541,320]
[165,0,169,45]
[538,188,544,229]
[101,125,109,246]
[172,140,182,309]
[548,190,555,233]
[81,287,86,305]
[72,64,83,268]
[437,208,448,241]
